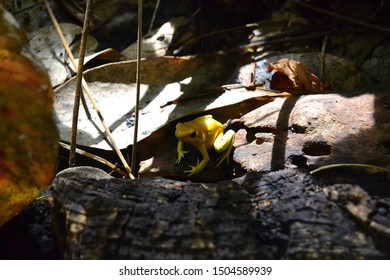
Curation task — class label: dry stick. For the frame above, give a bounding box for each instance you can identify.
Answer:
[310,163,390,175]
[131,0,143,175]
[148,0,160,33]
[160,86,289,108]
[372,0,384,18]
[59,142,128,177]
[224,31,331,55]
[319,35,328,81]
[69,0,92,167]
[295,0,390,34]
[44,0,134,179]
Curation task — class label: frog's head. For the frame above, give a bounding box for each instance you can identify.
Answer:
[175,122,202,145]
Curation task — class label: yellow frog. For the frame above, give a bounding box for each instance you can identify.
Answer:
[175,115,235,175]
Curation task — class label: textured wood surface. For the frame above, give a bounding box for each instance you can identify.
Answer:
[51,169,389,259]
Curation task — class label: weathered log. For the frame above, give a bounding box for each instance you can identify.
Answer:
[51,176,258,259]
[51,169,389,259]
[244,169,388,259]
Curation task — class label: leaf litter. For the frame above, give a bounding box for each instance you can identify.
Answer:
[5,0,388,177]
[54,54,281,150]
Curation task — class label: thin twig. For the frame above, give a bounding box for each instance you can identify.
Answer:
[232,31,331,54]
[69,0,93,167]
[131,0,143,175]
[170,13,256,54]
[160,85,289,108]
[372,0,384,18]
[319,35,328,81]
[60,142,128,177]
[148,0,160,33]
[295,0,390,34]
[310,163,390,175]
[44,0,134,179]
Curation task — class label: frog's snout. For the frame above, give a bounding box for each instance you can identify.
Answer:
[175,124,183,138]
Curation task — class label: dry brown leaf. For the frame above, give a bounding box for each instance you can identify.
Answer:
[239,62,256,89]
[268,58,323,93]
[0,6,58,226]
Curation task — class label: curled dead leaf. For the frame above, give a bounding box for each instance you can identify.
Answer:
[268,58,323,93]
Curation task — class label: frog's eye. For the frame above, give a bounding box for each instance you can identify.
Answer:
[190,132,197,138]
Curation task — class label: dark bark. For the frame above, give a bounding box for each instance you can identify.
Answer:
[52,177,258,259]
[50,169,389,259]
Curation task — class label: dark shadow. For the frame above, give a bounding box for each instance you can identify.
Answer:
[271,96,301,170]
[0,201,62,260]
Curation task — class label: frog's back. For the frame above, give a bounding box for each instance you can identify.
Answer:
[193,115,222,132]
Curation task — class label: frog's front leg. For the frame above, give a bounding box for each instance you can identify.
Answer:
[214,129,235,166]
[176,140,189,164]
[186,142,210,175]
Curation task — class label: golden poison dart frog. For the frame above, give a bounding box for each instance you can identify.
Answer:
[175,115,235,175]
